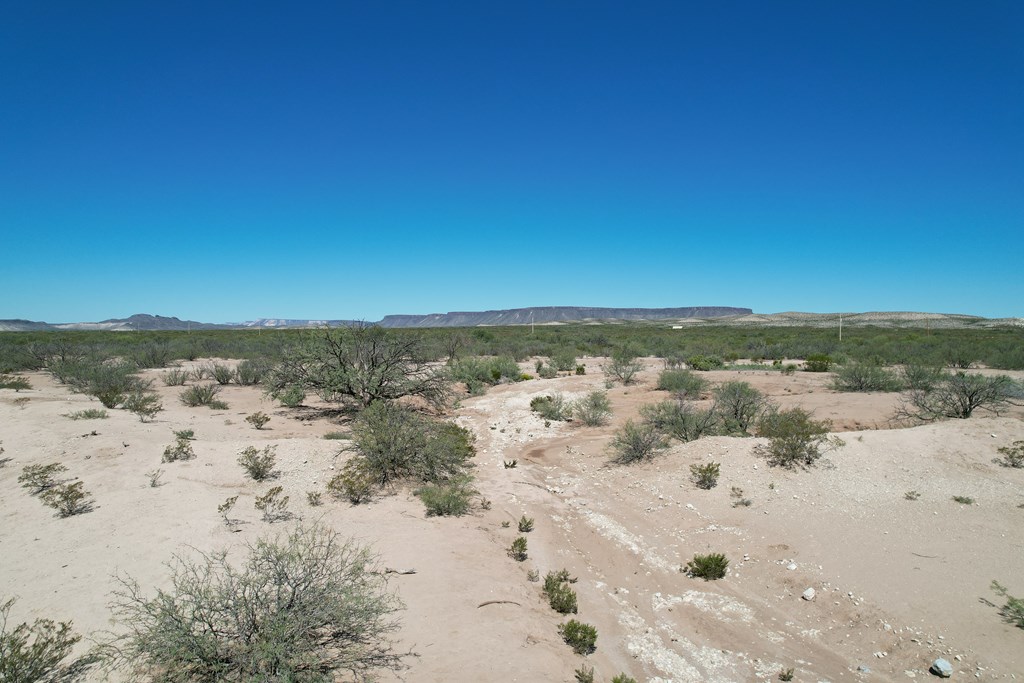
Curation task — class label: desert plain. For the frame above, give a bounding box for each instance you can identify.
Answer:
[1,357,1022,682]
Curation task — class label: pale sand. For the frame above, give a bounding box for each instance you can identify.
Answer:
[1,359,1022,681]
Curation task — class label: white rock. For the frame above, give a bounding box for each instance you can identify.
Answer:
[802,588,816,601]
[787,562,797,571]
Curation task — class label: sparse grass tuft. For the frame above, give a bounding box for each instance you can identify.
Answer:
[64,409,108,420]
[40,481,94,517]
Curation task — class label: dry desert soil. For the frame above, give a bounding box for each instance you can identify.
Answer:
[1,359,1023,682]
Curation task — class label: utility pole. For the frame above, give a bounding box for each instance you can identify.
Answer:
[839,314,842,342]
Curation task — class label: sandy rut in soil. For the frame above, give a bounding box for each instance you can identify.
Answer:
[1,359,1022,681]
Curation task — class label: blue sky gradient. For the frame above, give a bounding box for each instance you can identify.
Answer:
[2,1,1021,322]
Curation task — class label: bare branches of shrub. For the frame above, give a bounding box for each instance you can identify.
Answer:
[101,523,407,681]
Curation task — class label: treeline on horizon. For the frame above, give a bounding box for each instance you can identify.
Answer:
[2,324,1023,373]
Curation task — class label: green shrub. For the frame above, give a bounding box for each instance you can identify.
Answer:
[898,372,1018,420]
[0,374,31,391]
[572,391,612,426]
[450,356,522,393]
[18,463,67,494]
[558,619,597,655]
[208,363,235,385]
[684,552,728,580]
[162,437,196,463]
[235,359,271,386]
[351,402,475,488]
[690,462,720,489]
[517,515,534,532]
[245,411,271,430]
[656,369,707,397]
[59,360,148,409]
[604,352,643,385]
[238,445,277,481]
[900,363,945,392]
[543,570,578,615]
[831,361,902,392]
[162,368,190,386]
[551,349,577,372]
[996,440,1024,468]
[712,381,768,434]
[323,431,348,440]
[991,580,1024,629]
[779,668,795,681]
[123,391,163,422]
[179,383,221,407]
[306,490,322,507]
[687,354,723,371]
[0,597,89,681]
[64,409,108,420]
[639,400,719,442]
[758,408,843,468]
[574,666,595,683]
[173,429,195,440]
[803,353,833,372]
[530,393,571,421]
[415,478,475,517]
[102,523,406,681]
[327,460,376,504]
[273,384,306,408]
[952,495,974,505]
[40,481,94,517]
[254,486,290,522]
[608,420,669,464]
[612,675,638,683]
[217,496,238,525]
[508,536,528,561]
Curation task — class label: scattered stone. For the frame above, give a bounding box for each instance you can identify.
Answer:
[802,588,816,601]
[930,658,953,678]
[787,562,798,571]
[857,665,871,673]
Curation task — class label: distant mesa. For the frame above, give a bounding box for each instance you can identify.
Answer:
[1,307,1021,332]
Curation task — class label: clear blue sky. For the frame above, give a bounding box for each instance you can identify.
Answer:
[2,1,1021,322]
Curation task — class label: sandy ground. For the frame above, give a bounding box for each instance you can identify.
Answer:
[1,359,1022,682]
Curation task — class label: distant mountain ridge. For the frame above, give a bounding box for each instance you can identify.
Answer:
[2,307,1022,332]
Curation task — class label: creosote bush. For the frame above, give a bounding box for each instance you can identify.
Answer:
[64,409,108,420]
[690,461,721,490]
[530,394,570,421]
[238,445,277,481]
[683,552,729,580]
[0,597,91,682]
[123,391,163,422]
[414,477,475,517]
[572,391,612,426]
[607,420,669,464]
[0,374,31,391]
[40,481,94,517]
[713,381,767,434]
[603,349,644,385]
[996,441,1024,468]
[254,486,290,522]
[803,354,833,372]
[327,460,376,504]
[991,580,1024,629]
[102,523,407,681]
[897,372,1018,421]
[19,463,68,494]
[640,400,719,443]
[162,437,196,463]
[831,361,902,392]
[349,402,475,489]
[656,368,707,398]
[245,411,271,430]
[686,354,724,371]
[758,408,844,468]
[558,619,597,655]
[179,384,222,408]
[273,385,306,408]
